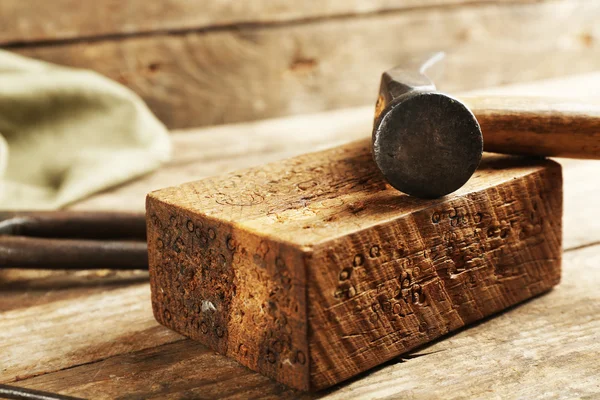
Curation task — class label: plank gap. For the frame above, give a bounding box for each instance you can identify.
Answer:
[1,0,544,49]
[564,240,600,252]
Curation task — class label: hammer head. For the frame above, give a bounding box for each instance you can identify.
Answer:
[372,55,483,198]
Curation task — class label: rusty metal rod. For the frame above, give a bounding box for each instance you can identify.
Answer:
[0,236,148,270]
[0,211,146,240]
[0,384,83,400]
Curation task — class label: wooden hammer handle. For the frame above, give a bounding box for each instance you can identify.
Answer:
[460,95,600,159]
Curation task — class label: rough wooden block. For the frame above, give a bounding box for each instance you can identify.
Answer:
[146,139,562,391]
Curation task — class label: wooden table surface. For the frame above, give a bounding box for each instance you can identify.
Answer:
[2,74,600,399]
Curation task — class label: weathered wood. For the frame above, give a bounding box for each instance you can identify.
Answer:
[0,268,148,313]
[1,115,595,394]
[561,159,600,250]
[1,139,597,397]
[12,0,600,128]
[0,284,183,382]
[0,137,597,397]
[320,244,600,400]
[8,244,599,399]
[12,339,303,400]
[0,0,538,45]
[463,95,600,159]
[146,139,563,390]
[2,73,599,399]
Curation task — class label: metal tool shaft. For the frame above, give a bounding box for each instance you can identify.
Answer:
[0,236,148,269]
[0,384,83,400]
[0,211,148,269]
[0,211,146,239]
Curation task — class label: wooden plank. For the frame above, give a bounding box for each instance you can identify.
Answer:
[0,155,597,393]
[0,0,540,45]
[11,243,599,399]
[11,0,600,128]
[0,284,183,383]
[0,269,148,313]
[2,74,599,396]
[560,159,600,250]
[10,340,303,400]
[2,117,595,391]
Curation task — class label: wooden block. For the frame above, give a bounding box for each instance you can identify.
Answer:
[146,139,562,391]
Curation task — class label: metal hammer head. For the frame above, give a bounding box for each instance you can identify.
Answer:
[372,53,483,198]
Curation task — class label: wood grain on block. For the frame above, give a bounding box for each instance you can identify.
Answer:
[146,139,562,390]
[11,244,598,399]
[13,0,600,129]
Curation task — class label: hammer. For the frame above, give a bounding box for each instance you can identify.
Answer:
[372,52,600,198]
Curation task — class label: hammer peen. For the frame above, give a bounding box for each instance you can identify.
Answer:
[372,52,600,198]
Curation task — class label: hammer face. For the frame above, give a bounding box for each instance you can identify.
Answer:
[372,91,483,198]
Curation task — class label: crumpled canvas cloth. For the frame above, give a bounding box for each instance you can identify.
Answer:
[0,50,171,209]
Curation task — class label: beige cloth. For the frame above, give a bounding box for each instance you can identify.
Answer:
[0,50,171,209]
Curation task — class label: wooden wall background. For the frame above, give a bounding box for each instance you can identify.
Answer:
[1,0,599,129]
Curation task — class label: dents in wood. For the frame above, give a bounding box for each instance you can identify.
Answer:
[148,205,309,389]
[329,195,549,314]
[147,140,562,390]
[4,73,600,396]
